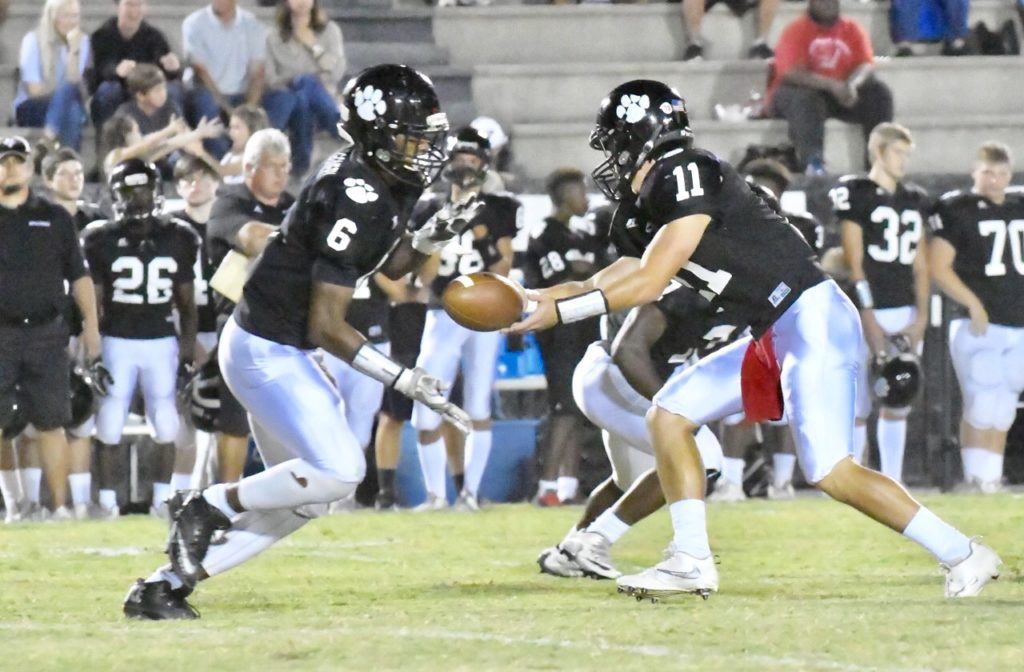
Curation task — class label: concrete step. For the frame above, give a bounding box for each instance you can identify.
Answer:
[345,42,450,72]
[508,115,1024,180]
[333,8,436,43]
[435,1,1023,65]
[472,56,1024,124]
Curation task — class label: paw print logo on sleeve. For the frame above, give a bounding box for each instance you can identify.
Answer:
[354,86,387,122]
[344,178,379,204]
[615,94,650,124]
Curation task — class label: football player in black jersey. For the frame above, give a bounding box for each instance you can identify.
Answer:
[510,80,998,600]
[931,142,1024,493]
[410,127,519,511]
[539,284,729,580]
[525,168,607,506]
[833,123,930,483]
[83,159,200,520]
[124,65,475,620]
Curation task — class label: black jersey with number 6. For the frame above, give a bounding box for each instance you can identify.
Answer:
[524,216,607,289]
[82,218,200,339]
[412,192,520,304]
[624,147,823,338]
[235,149,422,349]
[932,188,1024,327]
[830,176,929,309]
[649,285,743,381]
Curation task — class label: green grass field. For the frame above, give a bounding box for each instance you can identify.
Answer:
[1,493,1022,671]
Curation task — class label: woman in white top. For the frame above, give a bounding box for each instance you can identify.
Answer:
[262,0,346,176]
[14,0,90,150]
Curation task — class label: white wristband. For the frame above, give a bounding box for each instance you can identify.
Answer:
[854,280,874,310]
[351,343,405,388]
[555,290,609,324]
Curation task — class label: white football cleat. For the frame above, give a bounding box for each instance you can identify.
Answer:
[413,493,448,512]
[73,503,90,520]
[616,546,719,601]
[454,491,480,512]
[562,530,621,579]
[767,482,795,500]
[49,506,73,522]
[537,545,584,578]
[708,479,747,502]
[98,503,120,521]
[944,539,1002,598]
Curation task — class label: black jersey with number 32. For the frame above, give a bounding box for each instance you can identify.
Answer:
[236,149,421,349]
[830,176,929,309]
[932,188,1024,327]
[82,218,200,339]
[625,147,823,337]
[412,192,520,304]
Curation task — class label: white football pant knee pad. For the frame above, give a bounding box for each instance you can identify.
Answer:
[1002,334,1024,391]
[148,396,180,444]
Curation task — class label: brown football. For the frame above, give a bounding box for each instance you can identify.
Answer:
[442,272,525,331]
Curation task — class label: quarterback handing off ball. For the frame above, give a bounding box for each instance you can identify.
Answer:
[443,272,526,331]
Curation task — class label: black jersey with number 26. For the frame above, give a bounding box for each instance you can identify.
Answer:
[830,176,929,309]
[624,147,823,338]
[932,188,1024,327]
[82,218,200,339]
[236,149,422,349]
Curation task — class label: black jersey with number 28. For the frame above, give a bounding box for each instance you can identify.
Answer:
[236,149,422,349]
[932,188,1024,327]
[82,218,200,339]
[623,147,823,338]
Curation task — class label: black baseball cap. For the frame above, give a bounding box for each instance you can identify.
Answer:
[0,136,31,162]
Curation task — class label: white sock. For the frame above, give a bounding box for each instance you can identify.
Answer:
[902,506,973,565]
[464,429,492,496]
[877,417,906,482]
[0,470,23,510]
[722,457,744,485]
[68,472,91,506]
[557,476,579,502]
[201,509,308,578]
[22,467,42,503]
[669,499,711,558]
[772,453,797,488]
[235,458,357,511]
[170,472,193,492]
[852,424,867,464]
[152,482,171,508]
[417,438,447,499]
[203,483,238,518]
[98,489,117,510]
[961,447,1003,482]
[538,479,557,495]
[146,564,185,590]
[588,510,630,544]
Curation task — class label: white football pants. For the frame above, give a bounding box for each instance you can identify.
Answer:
[96,336,179,444]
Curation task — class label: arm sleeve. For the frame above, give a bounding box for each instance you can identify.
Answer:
[19,33,42,85]
[641,154,722,227]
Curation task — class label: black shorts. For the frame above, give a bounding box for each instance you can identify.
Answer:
[380,303,428,421]
[0,318,71,431]
[536,318,600,416]
[217,376,250,436]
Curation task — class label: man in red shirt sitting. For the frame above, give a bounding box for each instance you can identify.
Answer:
[766,0,894,174]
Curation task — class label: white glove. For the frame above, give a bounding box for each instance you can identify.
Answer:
[411,193,486,255]
[394,367,472,435]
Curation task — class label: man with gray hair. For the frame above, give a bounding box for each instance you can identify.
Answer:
[206,128,295,485]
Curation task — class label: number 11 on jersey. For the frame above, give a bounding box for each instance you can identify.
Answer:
[673,163,705,202]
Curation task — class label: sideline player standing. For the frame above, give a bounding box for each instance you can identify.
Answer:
[510,80,1000,600]
[834,123,930,482]
[411,127,519,510]
[84,159,199,518]
[124,65,474,619]
[930,142,1024,493]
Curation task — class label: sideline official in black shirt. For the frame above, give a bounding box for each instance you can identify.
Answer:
[0,137,102,468]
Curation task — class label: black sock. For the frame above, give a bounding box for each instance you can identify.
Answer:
[454,472,465,493]
[377,468,396,495]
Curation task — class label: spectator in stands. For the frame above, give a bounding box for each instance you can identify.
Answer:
[263,0,346,176]
[182,0,269,158]
[766,0,893,174]
[890,0,970,57]
[116,65,180,136]
[41,147,105,231]
[90,0,184,131]
[100,112,222,177]
[221,104,270,184]
[682,0,779,60]
[14,0,90,151]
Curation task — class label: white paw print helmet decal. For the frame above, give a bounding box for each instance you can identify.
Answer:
[344,178,378,204]
[354,86,387,122]
[616,94,650,124]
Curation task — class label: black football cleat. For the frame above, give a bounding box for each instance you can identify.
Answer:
[167,490,232,589]
[123,579,199,620]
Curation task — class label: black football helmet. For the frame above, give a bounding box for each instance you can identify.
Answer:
[186,357,221,433]
[590,79,693,200]
[872,349,922,408]
[444,126,491,188]
[69,365,96,428]
[108,158,164,239]
[340,64,450,187]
